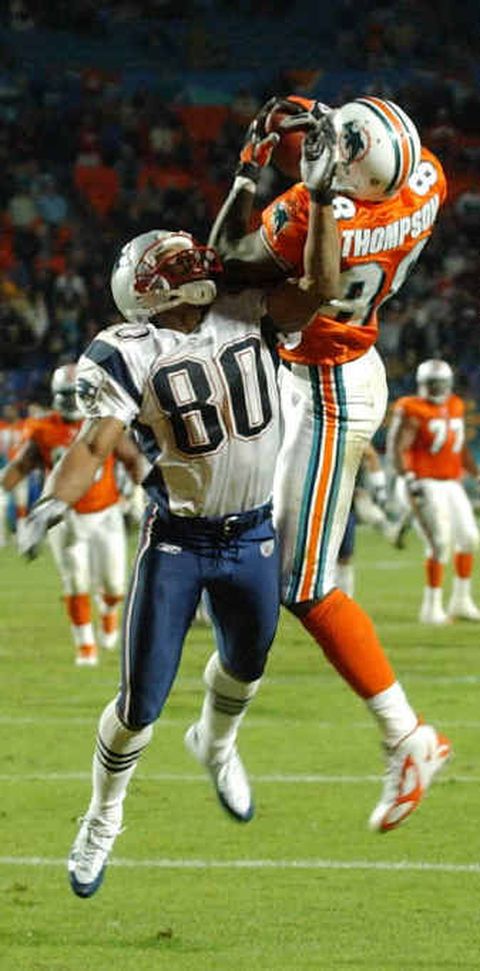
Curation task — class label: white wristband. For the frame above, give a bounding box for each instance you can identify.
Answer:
[232,175,257,194]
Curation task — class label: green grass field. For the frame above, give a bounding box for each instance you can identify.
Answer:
[0,526,479,970]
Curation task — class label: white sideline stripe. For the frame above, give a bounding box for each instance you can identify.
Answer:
[0,856,479,874]
[1,716,480,729]
[0,771,477,784]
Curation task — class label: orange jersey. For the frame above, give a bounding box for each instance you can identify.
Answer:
[261,147,447,366]
[23,411,120,513]
[392,394,465,479]
[7,418,29,459]
[0,419,14,461]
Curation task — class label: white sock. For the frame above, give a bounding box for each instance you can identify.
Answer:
[421,586,444,612]
[451,576,472,601]
[335,563,355,597]
[197,652,261,764]
[71,622,96,648]
[88,699,153,825]
[366,682,418,748]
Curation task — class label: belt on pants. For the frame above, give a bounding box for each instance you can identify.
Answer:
[154,501,273,544]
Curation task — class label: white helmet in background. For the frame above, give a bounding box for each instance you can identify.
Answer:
[110,230,222,321]
[51,363,82,420]
[332,96,421,202]
[416,359,453,403]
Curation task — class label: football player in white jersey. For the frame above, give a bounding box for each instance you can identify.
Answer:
[19,115,340,898]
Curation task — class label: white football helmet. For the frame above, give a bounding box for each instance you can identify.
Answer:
[416,359,453,403]
[51,363,82,420]
[110,230,222,320]
[332,96,421,202]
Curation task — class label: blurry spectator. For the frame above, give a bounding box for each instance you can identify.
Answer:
[74,156,120,221]
[6,178,39,229]
[33,174,68,227]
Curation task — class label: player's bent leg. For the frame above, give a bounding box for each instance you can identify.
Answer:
[448,545,480,621]
[64,593,99,666]
[68,699,153,898]
[96,592,123,649]
[369,722,452,832]
[295,591,452,830]
[185,652,261,822]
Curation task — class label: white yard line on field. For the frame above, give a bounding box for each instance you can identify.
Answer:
[1,715,480,728]
[0,771,478,784]
[0,856,479,874]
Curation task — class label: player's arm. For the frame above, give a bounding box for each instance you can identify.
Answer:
[0,439,41,491]
[461,444,479,478]
[45,417,125,503]
[390,414,419,476]
[361,443,387,508]
[113,430,148,485]
[263,197,338,331]
[18,417,125,558]
[209,103,340,301]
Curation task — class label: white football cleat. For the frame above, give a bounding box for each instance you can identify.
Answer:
[68,814,122,897]
[185,723,254,822]
[75,645,99,667]
[98,628,119,650]
[448,598,480,621]
[369,723,452,833]
[418,605,450,625]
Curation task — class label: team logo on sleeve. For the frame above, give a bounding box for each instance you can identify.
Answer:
[272,203,289,237]
[76,377,101,414]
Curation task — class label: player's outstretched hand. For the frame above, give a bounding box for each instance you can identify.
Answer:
[300,113,337,203]
[18,496,68,560]
[237,99,281,182]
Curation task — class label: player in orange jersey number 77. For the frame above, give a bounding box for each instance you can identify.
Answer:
[388,358,480,625]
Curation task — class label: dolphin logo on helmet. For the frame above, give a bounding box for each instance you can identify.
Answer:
[332,97,421,202]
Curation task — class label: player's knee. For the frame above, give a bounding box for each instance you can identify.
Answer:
[460,530,479,553]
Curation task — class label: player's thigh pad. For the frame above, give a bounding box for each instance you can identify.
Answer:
[47,515,90,594]
[118,522,202,727]
[207,520,280,681]
[275,348,388,605]
[448,481,479,550]
[413,479,451,560]
[85,504,127,595]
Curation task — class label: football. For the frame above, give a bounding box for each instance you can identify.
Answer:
[265,96,315,181]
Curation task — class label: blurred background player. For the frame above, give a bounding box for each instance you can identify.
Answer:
[388,358,480,624]
[1,364,144,664]
[209,94,451,832]
[335,443,389,596]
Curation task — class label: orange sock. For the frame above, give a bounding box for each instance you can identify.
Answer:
[102,593,123,608]
[102,610,118,635]
[98,593,122,633]
[64,593,92,626]
[455,552,473,579]
[425,558,443,587]
[299,588,395,699]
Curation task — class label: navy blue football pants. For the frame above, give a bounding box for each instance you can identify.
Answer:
[117,504,280,728]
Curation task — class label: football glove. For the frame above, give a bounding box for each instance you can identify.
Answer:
[18,495,68,560]
[369,469,388,508]
[237,97,281,183]
[299,113,337,203]
[402,471,425,500]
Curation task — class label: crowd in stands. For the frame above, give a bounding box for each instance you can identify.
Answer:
[0,0,479,424]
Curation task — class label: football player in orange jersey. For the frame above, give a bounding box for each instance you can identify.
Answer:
[1,365,144,666]
[209,94,451,832]
[388,359,480,624]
